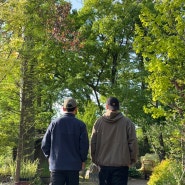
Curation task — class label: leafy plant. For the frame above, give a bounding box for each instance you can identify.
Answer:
[0,166,11,176]
[9,159,39,180]
[39,160,50,177]
[128,167,141,178]
[0,150,12,176]
[140,153,160,171]
[148,159,185,185]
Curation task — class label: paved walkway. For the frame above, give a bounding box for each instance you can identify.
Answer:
[1,178,148,185]
[79,178,148,185]
[128,178,148,185]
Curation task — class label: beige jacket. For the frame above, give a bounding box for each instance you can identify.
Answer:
[91,111,138,167]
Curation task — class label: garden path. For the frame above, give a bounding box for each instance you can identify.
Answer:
[79,178,148,185]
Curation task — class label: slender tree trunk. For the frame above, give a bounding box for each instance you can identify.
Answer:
[158,132,166,161]
[111,52,118,85]
[22,61,35,159]
[142,127,151,155]
[93,88,102,112]
[15,58,36,183]
[15,60,27,183]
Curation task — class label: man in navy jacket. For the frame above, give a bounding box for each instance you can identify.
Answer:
[41,97,89,185]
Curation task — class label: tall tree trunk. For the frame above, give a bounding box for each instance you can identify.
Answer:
[15,60,27,183]
[15,58,36,183]
[22,61,35,159]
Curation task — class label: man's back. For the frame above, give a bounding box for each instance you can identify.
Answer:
[41,97,89,185]
[90,97,138,185]
[91,111,137,167]
[42,113,89,171]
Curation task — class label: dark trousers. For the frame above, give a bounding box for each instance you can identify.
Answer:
[50,170,79,185]
[99,166,129,185]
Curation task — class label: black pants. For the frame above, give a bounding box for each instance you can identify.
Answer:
[99,166,129,185]
[50,170,79,185]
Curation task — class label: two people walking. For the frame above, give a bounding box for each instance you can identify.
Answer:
[41,97,138,185]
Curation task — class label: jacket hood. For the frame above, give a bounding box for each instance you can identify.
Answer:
[102,111,123,124]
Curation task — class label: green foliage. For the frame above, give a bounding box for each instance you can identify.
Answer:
[137,130,151,156]
[2,1,184,183]
[77,101,100,136]
[77,0,143,100]
[134,0,185,120]
[140,153,160,172]
[141,153,160,165]
[129,167,142,178]
[0,147,13,176]
[9,159,39,179]
[148,159,185,185]
[38,160,50,177]
[133,0,185,167]
[145,122,183,160]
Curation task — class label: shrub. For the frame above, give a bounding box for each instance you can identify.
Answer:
[140,153,160,168]
[0,165,11,176]
[38,160,50,177]
[129,167,142,178]
[9,159,39,180]
[148,159,184,185]
[0,153,12,177]
[139,153,160,179]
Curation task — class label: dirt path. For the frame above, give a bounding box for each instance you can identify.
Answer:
[1,178,148,185]
[80,178,148,185]
[128,178,148,185]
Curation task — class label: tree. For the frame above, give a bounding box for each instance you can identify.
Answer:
[72,0,145,110]
[78,101,100,136]
[134,0,185,160]
[0,0,79,182]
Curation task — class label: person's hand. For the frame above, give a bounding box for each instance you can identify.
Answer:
[82,162,85,170]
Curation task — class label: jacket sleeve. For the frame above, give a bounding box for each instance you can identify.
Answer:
[41,125,52,158]
[79,123,89,162]
[127,122,139,165]
[90,121,98,164]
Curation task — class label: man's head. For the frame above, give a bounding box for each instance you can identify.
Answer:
[63,97,77,112]
[106,97,119,111]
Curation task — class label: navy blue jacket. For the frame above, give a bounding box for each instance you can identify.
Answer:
[41,113,89,171]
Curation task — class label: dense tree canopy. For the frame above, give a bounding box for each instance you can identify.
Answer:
[134,0,185,160]
[0,0,185,183]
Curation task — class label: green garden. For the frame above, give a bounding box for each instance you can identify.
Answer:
[0,0,185,184]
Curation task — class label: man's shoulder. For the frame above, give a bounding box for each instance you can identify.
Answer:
[93,116,104,127]
[74,117,87,127]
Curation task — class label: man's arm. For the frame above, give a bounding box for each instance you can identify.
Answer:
[79,124,89,162]
[41,126,52,158]
[128,122,139,165]
[90,123,98,164]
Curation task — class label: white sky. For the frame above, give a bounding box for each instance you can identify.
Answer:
[68,0,83,10]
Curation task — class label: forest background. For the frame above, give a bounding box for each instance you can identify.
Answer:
[0,0,185,184]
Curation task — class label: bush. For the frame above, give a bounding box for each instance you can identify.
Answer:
[0,165,11,176]
[38,160,50,177]
[148,159,184,185]
[140,153,160,167]
[9,159,39,180]
[0,153,12,179]
[139,153,160,173]
[129,167,142,178]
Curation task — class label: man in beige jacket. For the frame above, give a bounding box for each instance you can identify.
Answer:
[91,97,138,185]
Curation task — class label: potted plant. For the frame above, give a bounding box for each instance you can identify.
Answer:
[10,159,39,185]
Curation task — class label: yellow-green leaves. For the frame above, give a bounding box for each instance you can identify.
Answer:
[134,0,185,120]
